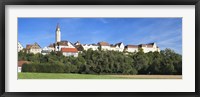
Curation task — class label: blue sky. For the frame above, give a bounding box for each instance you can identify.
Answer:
[18,18,182,54]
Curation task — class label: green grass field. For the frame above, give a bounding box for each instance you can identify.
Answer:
[18,72,182,79]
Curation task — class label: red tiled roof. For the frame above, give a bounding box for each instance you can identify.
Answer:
[61,48,78,53]
[98,42,110,46]
[18,61,30,67]
[26,42,41,49]
[26,45,32,50]
[126,45,138,48]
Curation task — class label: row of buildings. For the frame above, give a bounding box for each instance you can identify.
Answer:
[18,24,160,57]
[18,41,160,57]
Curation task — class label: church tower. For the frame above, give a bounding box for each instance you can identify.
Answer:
[55,23,61,43]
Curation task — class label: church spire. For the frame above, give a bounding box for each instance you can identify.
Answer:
[56,23,60,31]
[55,23,61,43]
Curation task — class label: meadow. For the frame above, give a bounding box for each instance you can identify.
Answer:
[18,72,182,79]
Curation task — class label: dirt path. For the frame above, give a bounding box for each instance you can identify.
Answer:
[111,75,182,79]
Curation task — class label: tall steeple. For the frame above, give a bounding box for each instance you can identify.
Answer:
[55,23,61,43]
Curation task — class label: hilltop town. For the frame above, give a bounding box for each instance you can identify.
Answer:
[18,24,160,57]
[17,23,181,77]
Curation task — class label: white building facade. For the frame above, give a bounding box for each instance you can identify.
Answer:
[41,47,51,55]
[124,45,138,53]
[61,48,78,57]
[54,24,76,51]
[140,43,160,53]
[55,41,75,51]
[98,42,111,51]
[81,44,99,51]
[20,23,162,58]
[114,42,124,52]
[124,43,160,53]
[48,44,55,52]
[26,42,42,54]
[18,42,24,52]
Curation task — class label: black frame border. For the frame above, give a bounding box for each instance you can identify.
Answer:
[0,0,200,97]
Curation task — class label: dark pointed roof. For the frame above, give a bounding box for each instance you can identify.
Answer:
[33,42,41,48]
[147,42,155,45]
[75,45,84,51]
[56,41,69,46]
[115,42,123,47]
[139,43,155,48]
[74,41,81,45]
[91,43,98,46]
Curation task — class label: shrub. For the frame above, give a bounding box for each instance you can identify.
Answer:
[20,48,182,75]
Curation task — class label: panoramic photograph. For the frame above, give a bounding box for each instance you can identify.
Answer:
[18,18,182,79]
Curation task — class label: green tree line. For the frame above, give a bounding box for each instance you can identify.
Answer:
[19,48,182,75]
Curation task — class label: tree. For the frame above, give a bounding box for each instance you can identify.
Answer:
[147,52,162,74]
[160,48,181,74]
[132,51,149,74]
[20,47,182,75]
